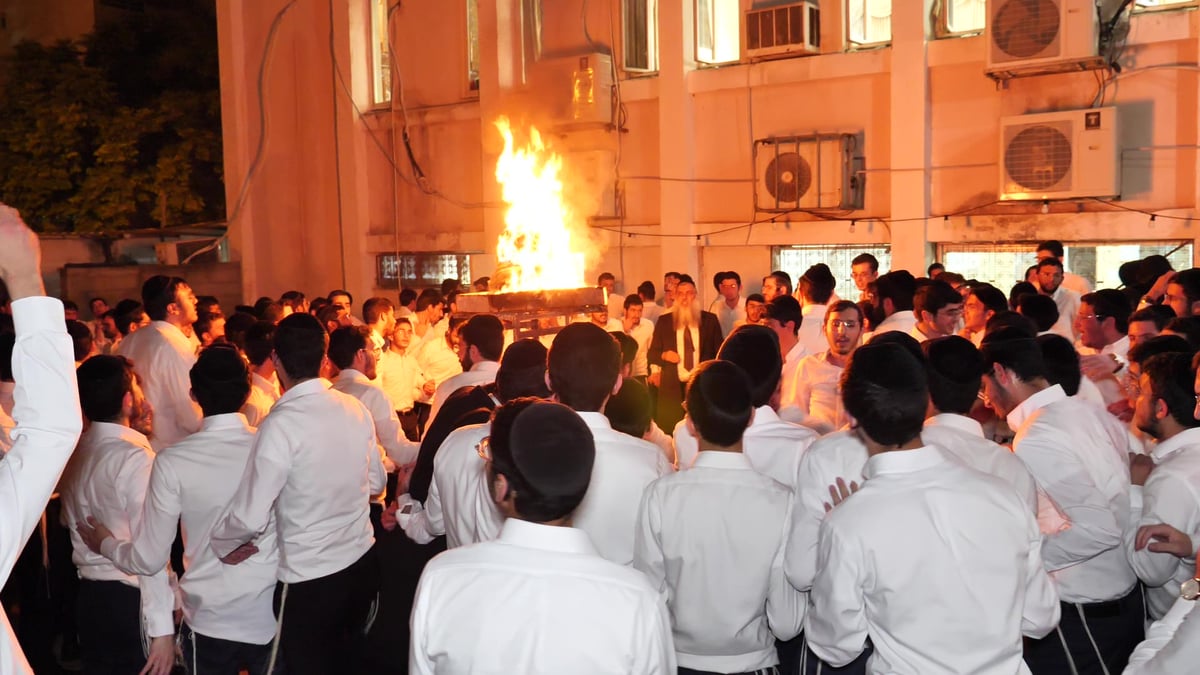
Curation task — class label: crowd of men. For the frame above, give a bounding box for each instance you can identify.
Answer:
[4,200,1200,675]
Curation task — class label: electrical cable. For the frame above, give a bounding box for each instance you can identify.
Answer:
[329,0,348,288]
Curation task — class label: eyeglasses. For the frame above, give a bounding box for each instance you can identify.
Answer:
[475,436,492,462]
[1077,314,1108,322]
[829,320,860,329]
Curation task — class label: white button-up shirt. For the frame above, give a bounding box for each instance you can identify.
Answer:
[922,413,1039,514]
[210,378,384,583]
[779,342,807,411]
[401,422,502,549]
[1050,286,1082,341]
[59,423,174,639]
[796,303,829,356]
[410,519,676,674]
[1125,596,1200,674]
[779,351,846,434]
[865,310,917,342]
[1125,427,1200,619]
[806,446,1061,673]
[708,296,746,338]
[332,369,418,467]
[428,360,499,427]
[784,430,869,592]
[1008,384,1136,603]
[241,371,279,428]
[573,412,672,565]
[100,414,278,644]
[634,452,804,672]
[378,348,426,412]
[673,405,817,489]
[412,324,462,389]
[624,318,654,378]
[0,297,83,675]
[117,320,202,450]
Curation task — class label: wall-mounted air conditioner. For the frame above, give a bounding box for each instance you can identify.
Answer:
[985,0,1105,79]
[744,1,820,60]
[753,134,864,212]
[998,106,1119,201]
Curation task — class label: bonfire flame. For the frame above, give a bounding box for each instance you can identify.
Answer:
[493,116,586,292]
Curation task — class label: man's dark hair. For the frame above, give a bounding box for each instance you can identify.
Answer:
[273,313,328,381]
[852,253,880,273]
[1037,257,1064,272]
[252,297,275,319]
[66,320,93,363]
[548,323,621,412]
[362,297,394,326]
[604,378,653,439]
[869,331,925,366]
[686,360,754,447]
[841,342,927,446]
[194,311,223,342]
[316,305,342,332]
[938,272,966,288]
[874,270,916,312]
[1143,353,1200,429]
[191,344,252,417]
[1172,269,1200,313]
[224,312,258,352]
[716,325,782,407]
[280,290,306,310]
[328,289,354,305]
[928,262,945,276]
[441,279,461,297]
[768,270,793,296]
[1008,281,1038,310]
[624,293,643,311]
[676,274,697,289]
[597,272,615,285]
[328,325,371,371]
[765,295,802,337]
[746,292,766,305]
[0,334,14,382]
[1035,333,1082,396]
[398,287,418,307]
[712,271,742,291]
[609,331,638,368]
[416,288,442,312]
[1036,240,1065,258]
[800,264,836,304]
[825,299,864,325]
[1130,305,1175,331]
[637,281,656,301]
[971,284,1008,316]
[664,271,682,283]
[981,327,1047,383]
[460,315,505,362]
[112,299,145,336]
[914,280,962,321]
[985,310,1038,338]
[490,400,596,523]
[923,336,984,415]
[63,300,79,313]
[141,275,188,322]
[1081,289,1133,334]
[496,339,551,403]
[1129,334,1191,367]
[243,321,276,367]
[1165,316,1200,351]
[1017,294,1059,332]
[77,355,134,423]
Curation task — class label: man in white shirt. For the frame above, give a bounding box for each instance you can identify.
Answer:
[240,320,279,427]
[621,294,654,380]
[636,361,804,673]
[117,274,202,451]
[910,279,963,342]
[329,326,418,468]
[761,270,791,302]
[75,345,279,673]
[961,283,1007,346]
[210,313,385,675]
[0,204,84,675]
[1124,352,1200,620]
[362,296,395,353]
[427,314,502,426]
[795,264,836,357]
[61,356,174,674]
[806,342,1061,674]
[551,322,671,564]
[598,271,625,321]
[1126,523,1200,673]
[1037,257,1082,342]
[981,328,1142,673]
[780,301,862,433]
[850,253,879,303]
[1076,289,1133,407]
[378,317,434,440]
[410,401,675,674]
[708,270,746,338]
[638,281,663,326]
[863,270,917,340]
[328,289,363,326]
[765,295,806,411]
[1037,240,1093,296]
[673,325,817,487]
[1163,268,1200,318]
[661,271,682,312]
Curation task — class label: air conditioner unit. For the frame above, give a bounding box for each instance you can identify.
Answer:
[999,106,1119,201]
[744,1,820,60]
[753,134,864,212]
[985,0,1105,79]
[527,53,614,128]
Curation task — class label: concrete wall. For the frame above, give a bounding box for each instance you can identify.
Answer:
[216,0,1200,309]
[60,262,243,317]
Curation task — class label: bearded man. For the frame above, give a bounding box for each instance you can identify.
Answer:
[648,274,723,431]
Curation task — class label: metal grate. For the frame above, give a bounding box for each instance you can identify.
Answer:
[938,242,1194,293]
[772,245,892,297]
[991,0,1062,60]
[1004,122,1073,192]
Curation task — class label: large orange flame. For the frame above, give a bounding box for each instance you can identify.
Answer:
[493,116,586,292]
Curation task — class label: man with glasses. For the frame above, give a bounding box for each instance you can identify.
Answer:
[780,301,862,434]
[708,271,746,338]
[909,280,963,342]
[1076,289,1134,408]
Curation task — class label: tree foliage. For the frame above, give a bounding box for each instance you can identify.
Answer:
[0,2,223,234]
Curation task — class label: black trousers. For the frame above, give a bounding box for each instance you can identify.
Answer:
[777,634,872,675]
[1024,586,1144,675]
[679,668,779,675]
[77,579,145,675]
[412,401,432,438]
[272,547,379,675]
[180,622,277,675]
[363,533,446,675]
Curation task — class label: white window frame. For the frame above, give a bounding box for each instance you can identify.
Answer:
[1133,0,1200,12]
[846,0,892,48]
[623,0,659,72]
[695,0,741,65]
[937,0,987,37]
[369,0,391,107]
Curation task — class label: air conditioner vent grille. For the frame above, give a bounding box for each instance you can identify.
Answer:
[991,0,1062,60]
[1005,122,1073,192]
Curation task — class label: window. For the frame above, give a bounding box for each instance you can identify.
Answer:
[941,0,986,36]
[377,253,473,289]
[624,0,659,72]
[370,0,391,106]
[696,0,740,64]
[467,0,481,91]
[937,241,1194,294]
[847,0,891,47]
[1135,0,1200,10]
[772,245,892,297]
